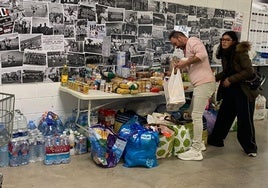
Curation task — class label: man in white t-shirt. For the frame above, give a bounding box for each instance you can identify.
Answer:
[169,30,216,161]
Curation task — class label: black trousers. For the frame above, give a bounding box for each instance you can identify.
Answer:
[210,86,257,153]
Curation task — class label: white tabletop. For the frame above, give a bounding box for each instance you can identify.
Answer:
[59,86,163,100]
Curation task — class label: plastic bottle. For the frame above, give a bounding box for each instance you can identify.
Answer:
[0,124,10,167]
[61,64,69,86]
[20,136,30,165]
[12,110,20,138]
[16,112,28,137]
[69,130,75,155]
[36,133,45,161]
[9,137,21,167]
[28,137,37,163]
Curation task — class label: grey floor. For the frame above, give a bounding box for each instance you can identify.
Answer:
[1,118,268,188]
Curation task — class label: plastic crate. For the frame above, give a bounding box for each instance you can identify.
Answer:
[0,92,15,141]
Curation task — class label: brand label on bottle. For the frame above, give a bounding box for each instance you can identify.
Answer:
[61,75,68,83]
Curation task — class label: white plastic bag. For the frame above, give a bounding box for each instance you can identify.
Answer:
[254,94,267,120]
[164,68,186,111]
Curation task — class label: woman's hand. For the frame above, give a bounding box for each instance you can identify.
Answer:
[223,78,231,87]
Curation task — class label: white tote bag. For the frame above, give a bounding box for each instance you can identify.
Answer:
[164,68,186,111]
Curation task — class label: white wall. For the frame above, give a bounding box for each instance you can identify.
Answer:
[0,0,253,122]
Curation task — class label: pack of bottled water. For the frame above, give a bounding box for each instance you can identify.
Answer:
[44,134,70,165]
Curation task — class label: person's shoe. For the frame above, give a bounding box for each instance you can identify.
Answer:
[177,147,203,161]
[207,137,224,147]
[201,141,206,151]
[248,153,257,157]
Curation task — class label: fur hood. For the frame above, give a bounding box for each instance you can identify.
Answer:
[236,41,251,53]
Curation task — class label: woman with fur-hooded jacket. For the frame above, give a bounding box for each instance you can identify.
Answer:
[208,31,259,157]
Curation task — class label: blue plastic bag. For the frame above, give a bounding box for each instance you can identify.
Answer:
[123,128,159,168]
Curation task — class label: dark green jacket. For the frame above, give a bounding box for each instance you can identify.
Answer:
[216,41,260,101]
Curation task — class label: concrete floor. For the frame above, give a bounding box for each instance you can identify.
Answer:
[1,119,268,188]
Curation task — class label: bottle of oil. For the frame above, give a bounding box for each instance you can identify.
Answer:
[61,64,68,86]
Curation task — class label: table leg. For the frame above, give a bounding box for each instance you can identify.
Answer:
[75,98,81,124]
[88,100,92,127]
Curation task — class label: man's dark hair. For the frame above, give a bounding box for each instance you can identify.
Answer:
[168,30,186,40]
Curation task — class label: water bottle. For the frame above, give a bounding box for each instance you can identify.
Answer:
[0,124,9,167]
[9,138,21,167]
[12,111,20,138]
[20,136,29,165]
[17,111,28,137]
[36,134,45,161]
[28,137,37,163]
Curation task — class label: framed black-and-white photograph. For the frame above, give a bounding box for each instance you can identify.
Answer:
[211,18,223,28]
[189,5,197,16]
[133,0,148,11]
[48,2,64,25]
[63,4,78,24]
[137,37,152,51]
[0,33,19,51]
[64,24,75,38]
[75,19,87,41]
[19,34,42,51]
[67,52,85,67]
[53,24,65,35]
[1,69,22,84]
[32,18,53,35]
[152,26,164,38]
[22,69,45,83]
[197,7,208,18]
[98,0,116,7]
[163,41,174,53]
[13,17,32,34]
[84,38,103,54]
[85,53,103,65]
[22,1,48,17]
[23,49,47,66]
[47,51,66,67]
[107,7,124,22]
[106,22,122,36]
[175,14,188,25]
[214,9,225,18]
[200,18,210,29]
[1,51,23,68]
[122,23,137,35]
[153,13,166,26]
[96,4,108,24]
[125,10,138,24]
[138,25,152,38]
[45,67,60,82]
[177,4,189,14]
[122,35,136,43]
[116,0,132,10]
[167,2,177,14]
[138,11,153,24]
[200,29,210,41]
[64,39,83,53]
[223,19,234,29]
[78,4,96,21]
[224,10,235,19]
[166,13,175,30]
